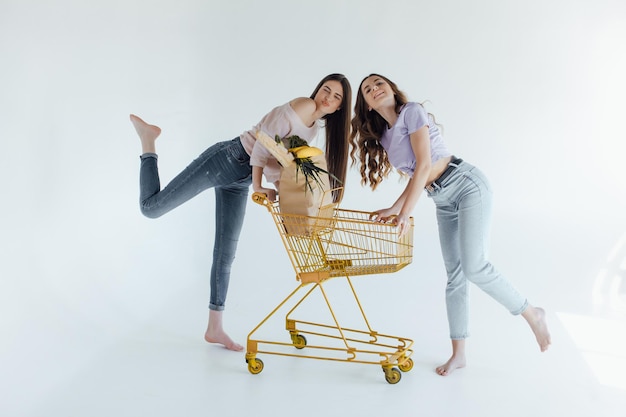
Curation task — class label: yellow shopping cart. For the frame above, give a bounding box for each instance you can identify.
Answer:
[245,191,415,384]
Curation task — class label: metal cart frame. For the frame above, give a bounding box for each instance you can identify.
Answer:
[245,192,415,384]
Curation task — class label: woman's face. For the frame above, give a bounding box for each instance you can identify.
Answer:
[360,76,394,111]
[313,80,344,115]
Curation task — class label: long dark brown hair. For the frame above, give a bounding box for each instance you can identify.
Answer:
[349,74,408,190]
[350,74,441,190]
[310,73,352,202]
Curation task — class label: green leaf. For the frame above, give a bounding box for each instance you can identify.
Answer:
[285,135,309,149]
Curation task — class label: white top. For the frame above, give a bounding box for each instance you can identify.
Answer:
[240,102,319,182]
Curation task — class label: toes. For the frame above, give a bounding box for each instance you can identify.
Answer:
[226,341,244,351]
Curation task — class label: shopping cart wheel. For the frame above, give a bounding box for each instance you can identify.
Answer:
[398,358,414,372]
[291,334,307,349]
[383,367,402,384]
[247,358,264,375]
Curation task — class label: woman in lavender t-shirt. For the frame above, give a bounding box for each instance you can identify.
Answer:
[349,73,551,376]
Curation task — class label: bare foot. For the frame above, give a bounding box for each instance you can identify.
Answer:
[522,305,551,352]
[130,114,161,154]
[204,310,243,351]
[436,354,466,376]
[436,338,466,376]
[204,329,244,351]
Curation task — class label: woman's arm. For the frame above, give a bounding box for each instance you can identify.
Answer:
[400,126,431,213]
[375,125,431,236]
[252,165,277,201]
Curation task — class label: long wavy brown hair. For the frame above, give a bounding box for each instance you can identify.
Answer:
[310,73,352,203]
[349,74,408,190]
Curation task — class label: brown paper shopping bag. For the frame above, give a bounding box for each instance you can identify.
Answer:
[278,154,335,235]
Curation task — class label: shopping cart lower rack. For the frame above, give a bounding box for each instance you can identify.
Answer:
[245,192,415,384]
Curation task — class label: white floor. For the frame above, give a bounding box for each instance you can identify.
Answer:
[3,211,626,417]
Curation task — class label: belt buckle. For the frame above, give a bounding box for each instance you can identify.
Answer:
[425,182,439,193]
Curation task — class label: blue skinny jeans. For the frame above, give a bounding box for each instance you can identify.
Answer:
[426,160,528,339]
[139,137,252,311]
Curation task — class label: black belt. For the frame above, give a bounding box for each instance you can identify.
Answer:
[425,156,463,192]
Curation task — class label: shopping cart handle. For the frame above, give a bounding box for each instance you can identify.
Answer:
[251,192,269,206]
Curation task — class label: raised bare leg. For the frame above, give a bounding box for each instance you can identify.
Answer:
[436,338,467,376]
[521,305,551,352]
[204,310,243,351]
[130,114,161,154]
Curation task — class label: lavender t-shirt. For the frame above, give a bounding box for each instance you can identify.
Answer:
[380,102,450,176]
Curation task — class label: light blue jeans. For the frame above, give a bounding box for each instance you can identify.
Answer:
[426,160,528,339]
[139,137,252,311]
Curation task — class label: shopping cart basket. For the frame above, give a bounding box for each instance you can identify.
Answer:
[245,191,415,384]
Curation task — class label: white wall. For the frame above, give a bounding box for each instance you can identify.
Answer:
[1,0,625,410]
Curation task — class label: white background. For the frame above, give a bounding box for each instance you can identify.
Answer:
[1,1,625,416]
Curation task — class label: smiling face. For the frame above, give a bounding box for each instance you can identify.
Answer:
[360,75,395,111]
[313,80,344,115]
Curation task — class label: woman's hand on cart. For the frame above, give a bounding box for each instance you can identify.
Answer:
[254,187,278,202]
[370,209,410,237]
[369,207,397,223]
[393,213,411,237]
